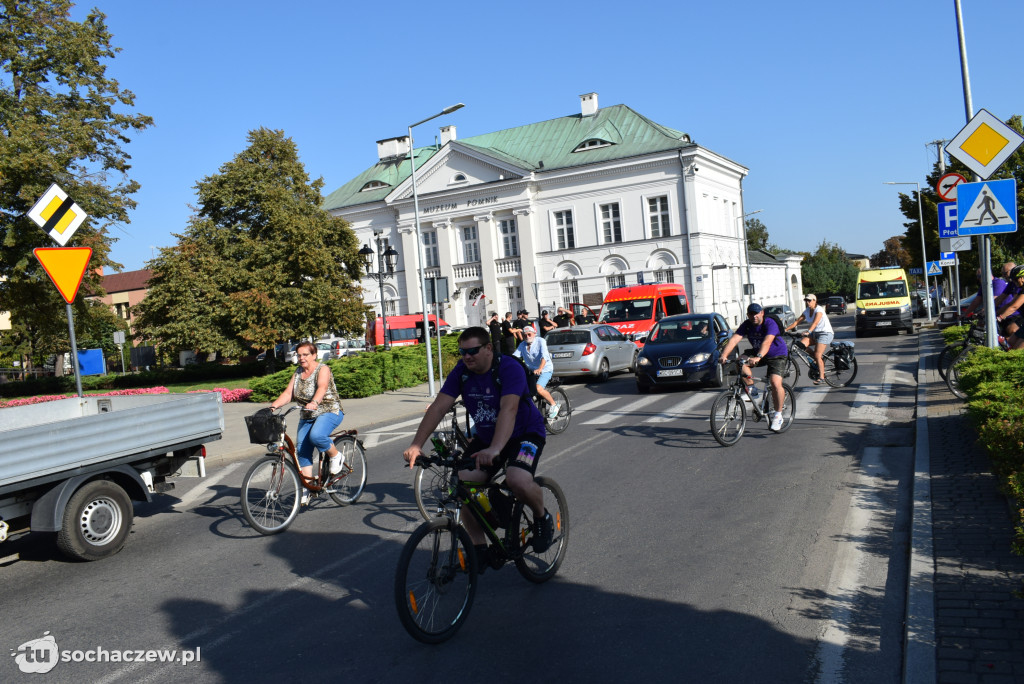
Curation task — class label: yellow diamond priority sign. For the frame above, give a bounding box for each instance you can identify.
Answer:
[27,183,87,246]
[945,109,1024,180]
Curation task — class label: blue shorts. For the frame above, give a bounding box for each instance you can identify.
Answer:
[535,368,553,390]
[811,331,834,346]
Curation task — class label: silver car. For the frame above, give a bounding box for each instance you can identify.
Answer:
[545,324,637,382]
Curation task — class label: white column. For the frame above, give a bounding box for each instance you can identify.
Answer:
[514,207,538,310]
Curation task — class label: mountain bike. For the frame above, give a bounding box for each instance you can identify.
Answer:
[536,376,571,434]
[945,332,1010,399]
[710,358,796,446]
[241,407,367,535]
[414,400,473,521]
[396,447,569,644]
[780,331,858,387]
[937,318,984,381]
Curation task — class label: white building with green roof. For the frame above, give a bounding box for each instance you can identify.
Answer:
[325,93,800,331]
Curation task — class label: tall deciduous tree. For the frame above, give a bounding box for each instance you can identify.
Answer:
[134,128,366,358]
[870,236,910,268]
[745,217,769,251]
[800,241,859,298]
[0,0,151,367]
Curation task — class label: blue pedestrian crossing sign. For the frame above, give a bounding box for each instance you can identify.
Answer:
[926,261,943,276]
[956,179,1017,235]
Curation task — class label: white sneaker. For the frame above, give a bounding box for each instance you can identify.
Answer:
[300,491,311,507]
[547,402,561,420]
[770,412,784,432]
[329,453,343,475]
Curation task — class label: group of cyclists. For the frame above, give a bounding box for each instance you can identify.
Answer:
[965,261,1024,349]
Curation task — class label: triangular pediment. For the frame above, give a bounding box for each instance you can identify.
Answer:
[388,143,527,202]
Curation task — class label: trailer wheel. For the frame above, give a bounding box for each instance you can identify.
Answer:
[56,480,133,561]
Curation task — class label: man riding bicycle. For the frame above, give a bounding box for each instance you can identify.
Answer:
[403,327,554,567]
[514,325,560,419]
[718,303,790,432]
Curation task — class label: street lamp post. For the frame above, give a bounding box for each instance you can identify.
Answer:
[883,182,932,322]
[738,209,762,306]
[409,103,465,397]
[359,234,399,350]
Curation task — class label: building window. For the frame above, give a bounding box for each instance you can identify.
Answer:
[653,268,674,283]
[554,210,575,250]
[600,203,622,243]
[462,225,480,263]
[498,218,519,257]
[450,173,467,184]
[648,196,670,238]
[572,139,612,152]
[114,303,130,320]
[383,299,397,316]
[422,230,438,268]
[560,279,579,307]
[505,284,523,313]
[606,274,625,290]
[360,180,389,192]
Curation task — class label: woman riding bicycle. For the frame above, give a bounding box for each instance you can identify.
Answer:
[785,293,834,385]
[514,325,560,419]
[268,341,345,505]
[403,327,554,565]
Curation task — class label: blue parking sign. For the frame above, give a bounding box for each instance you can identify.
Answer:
[938,202,958,238]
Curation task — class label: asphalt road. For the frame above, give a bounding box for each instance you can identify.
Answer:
[0,315,920,683]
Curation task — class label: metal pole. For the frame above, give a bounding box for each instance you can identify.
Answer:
[914,183,932,322]
[739,209,762,306]
[435,299,443,381]
[408,104,464,398]
[65,304,83,398]
[375,233,390,351]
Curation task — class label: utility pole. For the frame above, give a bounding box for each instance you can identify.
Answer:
[926,139,948,173]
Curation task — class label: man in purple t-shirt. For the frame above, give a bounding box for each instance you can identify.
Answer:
[404,327,554,560]
[718,303,790,432]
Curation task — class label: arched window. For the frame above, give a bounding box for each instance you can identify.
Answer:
[360,180,389,192]
[572,139,612,152]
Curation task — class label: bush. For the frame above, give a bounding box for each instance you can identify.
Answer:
[942,324,970,346]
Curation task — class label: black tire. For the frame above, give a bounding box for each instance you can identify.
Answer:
[394,518,477,644]
[771,383,797,434]
[635,377,650,394]
[325,436,367,505]
[595,358,610,383]
[629,349,639,372]
[946,345,972,400]
[855,328,864,339]
[708,360,725,388]
[414,464,455,522]
[782,354,801,385]
[510,476,569,583]
[544,387,571,434]
[822,351,858,388]
[241,455,301,535]
[938,342,968,381]
[710,390,747,446]
[56,479,133,561]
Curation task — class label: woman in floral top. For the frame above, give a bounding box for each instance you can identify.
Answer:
[269,341,344,503]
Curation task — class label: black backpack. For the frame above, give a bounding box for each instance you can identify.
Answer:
[765,313,786,341]
[458,354,536,401]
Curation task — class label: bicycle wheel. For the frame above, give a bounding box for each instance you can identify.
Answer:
[325,436,367,505]
[782,353,801,385]
[946,345,973,400]
[394,518,477,644]
[769,383,797,434]
[510,476,569,583]
[710,390,747,446]
[414,464,455,522]
[241,455,301,535]
[544,387,571,434]
[938,342,969,381]
[822,350,858,388]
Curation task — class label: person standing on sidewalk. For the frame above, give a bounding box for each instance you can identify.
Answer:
[487,311,503,357]
[268,341,344,505]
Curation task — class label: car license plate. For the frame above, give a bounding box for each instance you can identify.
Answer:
[876,321,891,326]
[657,369,683,377]
[552,352,573,359]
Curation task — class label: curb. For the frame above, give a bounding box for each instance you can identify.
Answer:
[903,334,936,683]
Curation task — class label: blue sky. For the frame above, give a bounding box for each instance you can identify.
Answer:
[72,0,1024,272]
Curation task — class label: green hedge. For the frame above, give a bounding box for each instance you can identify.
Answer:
[941,324,970,346]
[962,348,1024,556]
[249,337,463,402]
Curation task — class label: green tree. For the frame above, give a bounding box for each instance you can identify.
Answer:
[800,241,859,298]
[0,0,152,368]
[745,217,769,251]
[134,128,366,358]
[870,236,910,268]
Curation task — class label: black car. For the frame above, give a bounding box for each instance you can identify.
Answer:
[634,313,734,392]
[826,296,847,315]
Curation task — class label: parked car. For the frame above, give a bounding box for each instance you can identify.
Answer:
[634,313,734,392]
[911,289,939,317]
[546,324,637,382]
[763,304,797,329]
[825,296,847,315]
[331,338,366,358]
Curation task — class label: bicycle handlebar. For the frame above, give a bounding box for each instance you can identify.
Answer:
[410,450,477,471]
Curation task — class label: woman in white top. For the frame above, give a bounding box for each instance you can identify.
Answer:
[785,293,834,385]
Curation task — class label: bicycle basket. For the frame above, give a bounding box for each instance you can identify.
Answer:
[245,410,286,444]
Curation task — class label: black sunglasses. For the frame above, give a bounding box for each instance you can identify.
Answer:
[458,344,485,356]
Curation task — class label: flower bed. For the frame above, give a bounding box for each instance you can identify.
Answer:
[0,386,253,409]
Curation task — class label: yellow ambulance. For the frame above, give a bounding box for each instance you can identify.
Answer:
[855,267,914,337]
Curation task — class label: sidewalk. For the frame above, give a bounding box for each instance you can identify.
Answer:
[911,328,1024,683]
[204,382,434,467]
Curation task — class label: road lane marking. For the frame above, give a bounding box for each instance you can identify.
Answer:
[172,462,241,511]
[579,395,663,425]
[794,386,831,420]
[644,393,713,423]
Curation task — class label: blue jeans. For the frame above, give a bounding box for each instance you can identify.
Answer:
[296,411,343,468]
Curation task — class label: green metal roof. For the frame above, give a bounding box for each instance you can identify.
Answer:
[323,104,692,212]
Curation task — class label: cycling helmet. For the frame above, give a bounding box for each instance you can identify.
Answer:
[1010,265,1024,280]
